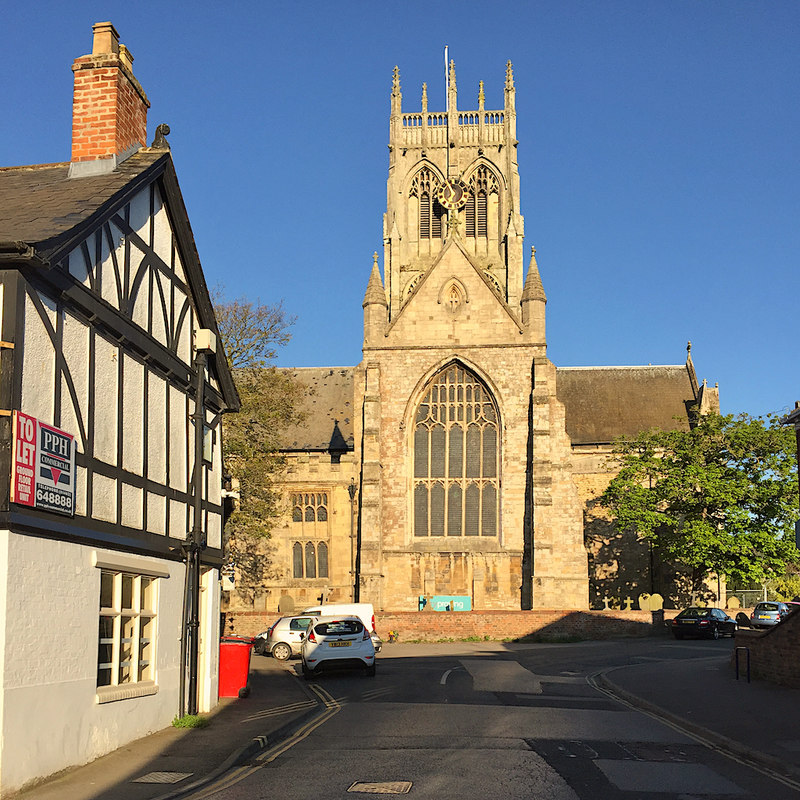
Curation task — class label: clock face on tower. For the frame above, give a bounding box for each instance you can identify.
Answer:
[436,179,468,210]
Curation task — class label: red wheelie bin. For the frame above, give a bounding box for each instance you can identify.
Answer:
[219,636,254,698]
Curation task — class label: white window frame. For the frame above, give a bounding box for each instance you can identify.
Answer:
[96,569,159,703]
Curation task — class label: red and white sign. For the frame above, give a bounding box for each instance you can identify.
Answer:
[11,411,75,516]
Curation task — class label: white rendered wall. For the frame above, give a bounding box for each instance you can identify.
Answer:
[0,533,212,796]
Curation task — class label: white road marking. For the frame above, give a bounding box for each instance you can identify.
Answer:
[459,659,586,695]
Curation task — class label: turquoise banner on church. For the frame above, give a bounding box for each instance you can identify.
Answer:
[419,595,472,612]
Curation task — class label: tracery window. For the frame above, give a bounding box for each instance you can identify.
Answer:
[292,541,328,579]
[465,167,498,239]
[291,492,328,523]
[410,168,445,240]
[290,491,329,579]
[413,364,499,537]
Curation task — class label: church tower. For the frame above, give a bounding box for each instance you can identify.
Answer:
[356,62,588,611]
[384,61,526,320]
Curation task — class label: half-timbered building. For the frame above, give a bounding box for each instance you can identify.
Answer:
[0,23,238,794]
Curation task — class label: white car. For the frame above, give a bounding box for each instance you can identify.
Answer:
[302,603,383,652]
[301,616,376,679]
[253,615,313,660]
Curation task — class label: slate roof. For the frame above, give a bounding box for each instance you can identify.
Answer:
[278,362,698,451]
[556,364,697,445]
[0,151,164,260]
[280,367,355,451]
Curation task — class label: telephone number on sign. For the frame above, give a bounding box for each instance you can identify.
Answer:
[36,488,72,508]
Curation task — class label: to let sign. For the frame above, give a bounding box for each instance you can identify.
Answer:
[12,411,75,516]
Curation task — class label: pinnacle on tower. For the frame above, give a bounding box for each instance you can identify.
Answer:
[362,252,387,308]
[522,246,546,303]
[505,60,515,90]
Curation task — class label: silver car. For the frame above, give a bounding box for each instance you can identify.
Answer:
[254,615,314,660]
[750,601,790,629]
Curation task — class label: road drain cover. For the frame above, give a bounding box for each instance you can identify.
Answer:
[348,781,412,794]
[132,771,193,784]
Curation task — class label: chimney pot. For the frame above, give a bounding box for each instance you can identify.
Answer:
[119,44,134,71]
[92,22,120,56]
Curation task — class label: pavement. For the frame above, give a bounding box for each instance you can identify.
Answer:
[16,639,800,800]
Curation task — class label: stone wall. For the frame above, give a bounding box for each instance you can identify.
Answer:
[224,608,668,641]
[733,613,800,688]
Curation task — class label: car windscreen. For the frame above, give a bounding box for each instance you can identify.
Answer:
[314,620,363,636]
[680,609,710,618]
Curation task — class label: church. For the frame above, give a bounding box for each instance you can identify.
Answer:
[229,61,718,614]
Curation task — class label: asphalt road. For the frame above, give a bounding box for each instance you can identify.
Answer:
[191,639,800,800]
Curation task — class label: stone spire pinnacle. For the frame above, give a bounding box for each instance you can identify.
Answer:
[504,60,516,115]
[448,59,457,110]
[391,66,402,118]
[505,60,515,90]
[478,80,485,110]
[421,82,428,114]
[521,246,546,302]
[363,252,387,308]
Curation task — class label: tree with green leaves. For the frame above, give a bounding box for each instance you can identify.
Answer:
[600,412,798,598]
[214,292,304,598]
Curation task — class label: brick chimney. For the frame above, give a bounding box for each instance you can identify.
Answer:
[69,22,150,176]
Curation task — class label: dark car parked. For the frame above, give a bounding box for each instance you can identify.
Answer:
[671,607,737,640]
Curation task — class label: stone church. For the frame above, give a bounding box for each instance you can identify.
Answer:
[229,61,718,614]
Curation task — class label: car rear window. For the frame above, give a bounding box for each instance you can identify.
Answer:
[314,620,364,636]
[755,603,780,611]
[680,608,710,618]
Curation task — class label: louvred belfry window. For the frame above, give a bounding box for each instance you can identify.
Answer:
[413,364,499,537]
[465,166,497,239]
[411,168,445,240]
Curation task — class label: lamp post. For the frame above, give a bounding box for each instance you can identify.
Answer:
[348,478,357,602]
[185,329,216,717]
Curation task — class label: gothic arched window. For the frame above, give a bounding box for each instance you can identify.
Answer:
[465,167,498,239]
[410,168,445,240]
[292,542,303,578]
[413,363,499,537]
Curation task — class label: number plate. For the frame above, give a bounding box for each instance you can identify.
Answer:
[328,641,351,647]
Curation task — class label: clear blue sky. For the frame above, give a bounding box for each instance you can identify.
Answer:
[3,2,797,418]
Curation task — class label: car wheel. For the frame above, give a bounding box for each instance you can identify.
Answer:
[364,664,376,677]
[673,631,683,640]
[253,639,266,656]
[302,663,314,681]
[712,626,720,640]
[272,642,292,661]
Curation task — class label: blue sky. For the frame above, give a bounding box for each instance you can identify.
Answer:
[2,1,797,418]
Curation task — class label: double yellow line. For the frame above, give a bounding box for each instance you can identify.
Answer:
[185,684,340,798]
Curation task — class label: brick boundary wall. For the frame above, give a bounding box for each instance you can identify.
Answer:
[223,608,684,642]
[732,612,800,689]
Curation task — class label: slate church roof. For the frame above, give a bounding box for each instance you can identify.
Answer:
[279,367,355,451]
[277,360,703,452]
[556,364,698,445]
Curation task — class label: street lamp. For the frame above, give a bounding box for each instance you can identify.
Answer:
[348,478,358,601]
